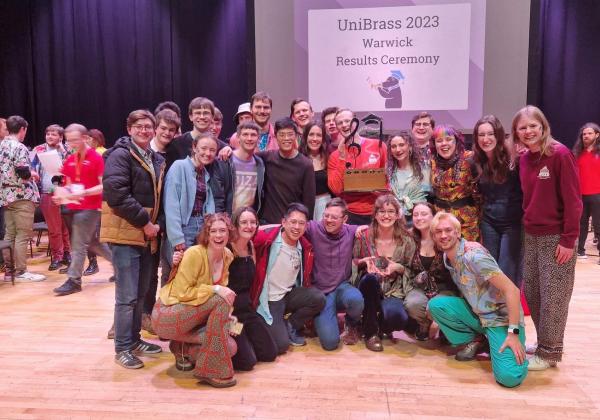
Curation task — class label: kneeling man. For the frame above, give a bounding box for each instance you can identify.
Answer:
[428,212,527,388]
[251,203,325,354]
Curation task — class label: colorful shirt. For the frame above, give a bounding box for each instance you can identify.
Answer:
[0,136,40,206]
[431,150,480,241]
[443,238,524,327]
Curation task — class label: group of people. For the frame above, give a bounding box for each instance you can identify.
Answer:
[0,92,596,389]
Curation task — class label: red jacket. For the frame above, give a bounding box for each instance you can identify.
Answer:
[250,226,314,309]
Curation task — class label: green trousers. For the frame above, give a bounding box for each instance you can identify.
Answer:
[429,296,528,388]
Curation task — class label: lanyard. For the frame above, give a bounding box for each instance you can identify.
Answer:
[74,151,85,183]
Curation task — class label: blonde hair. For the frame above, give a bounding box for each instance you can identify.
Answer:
[430,211,461,236]
[511,105,557,157]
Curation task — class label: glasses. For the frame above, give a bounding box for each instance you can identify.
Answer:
[377,210,398,216]
[132,124,154,132]
[192,110,213,117]
[323,213,342,221]
[414,122,431,128]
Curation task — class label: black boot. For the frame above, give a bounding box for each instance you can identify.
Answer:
[60,251,72,266]
[83,257,99,276]
[48,260,61,271]
[53,278,82,296]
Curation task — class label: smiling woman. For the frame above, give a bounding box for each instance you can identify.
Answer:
[152,213,238,388]
[430,125,480,241]
[352,194,417,352]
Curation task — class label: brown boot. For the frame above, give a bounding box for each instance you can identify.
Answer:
[107,323,115,339]
[141,313,156,335]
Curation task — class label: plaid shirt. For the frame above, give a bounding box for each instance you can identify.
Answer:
[0,136,40,206]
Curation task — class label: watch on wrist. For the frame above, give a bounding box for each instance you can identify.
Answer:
[507,326,520,335]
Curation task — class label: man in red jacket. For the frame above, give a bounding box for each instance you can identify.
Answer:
[251,203,325,354]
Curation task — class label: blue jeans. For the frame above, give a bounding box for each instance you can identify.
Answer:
[112,244,154,353]
[314,281,364,350]
[67,210,112,282]
[161,215,204,285]
[480,220,523,287]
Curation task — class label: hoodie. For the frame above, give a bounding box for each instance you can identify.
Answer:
[304,220,358,294]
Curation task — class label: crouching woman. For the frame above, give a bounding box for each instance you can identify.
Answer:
[152,213,238,388]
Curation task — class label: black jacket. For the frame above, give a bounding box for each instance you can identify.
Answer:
[165,131,228,173]
[103,136,165,228]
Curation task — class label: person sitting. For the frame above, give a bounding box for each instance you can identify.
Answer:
[352,194,417,351]
[428,212,527,388]
[152,213,238,388]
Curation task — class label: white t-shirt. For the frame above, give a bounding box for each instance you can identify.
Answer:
[267,242,301,301]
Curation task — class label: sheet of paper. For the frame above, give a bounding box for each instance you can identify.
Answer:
[53,186,81,205]
[36,149,63,176]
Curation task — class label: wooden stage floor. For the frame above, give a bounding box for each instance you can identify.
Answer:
[1,243,599,419]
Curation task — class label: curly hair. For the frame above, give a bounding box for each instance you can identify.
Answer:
[197,213,236,246]
[572,122,600,158]
[386,130,424,182]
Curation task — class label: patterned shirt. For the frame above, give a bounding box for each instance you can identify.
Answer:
[192,167,207,215]
[443,238,524,327]
[0,136,40,206]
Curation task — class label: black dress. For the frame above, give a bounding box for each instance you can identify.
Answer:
[228,243,278,371]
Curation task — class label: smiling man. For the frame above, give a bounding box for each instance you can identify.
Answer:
[150,109,180,159]
[221,121,265,215]
[251,203,325,354]
[229,92,279,152]
[257,117,315,224]
[304,198,364,350]
[103,109,165,369]
[164,97,227,172]
[411,111,435,162]
[428,212,528,388]
[328,108,387,225]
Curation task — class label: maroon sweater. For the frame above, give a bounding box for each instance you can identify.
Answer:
[519,142,582,248]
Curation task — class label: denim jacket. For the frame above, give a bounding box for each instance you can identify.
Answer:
[164,157,217,247]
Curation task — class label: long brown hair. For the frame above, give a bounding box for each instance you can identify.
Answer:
[572,122,600,158]
[370,194,411,245]
[473,115,514,184]
[386,131,424,182]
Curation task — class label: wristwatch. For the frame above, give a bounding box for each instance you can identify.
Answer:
[507,325,520,335]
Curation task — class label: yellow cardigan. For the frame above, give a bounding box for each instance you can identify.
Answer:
[159,245,233,306]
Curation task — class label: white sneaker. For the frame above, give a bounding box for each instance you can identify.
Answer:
[525,342,537,355]
[527,354,557,371]
[15,272,47,282]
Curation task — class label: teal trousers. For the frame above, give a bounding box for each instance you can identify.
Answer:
[429,296,528,388]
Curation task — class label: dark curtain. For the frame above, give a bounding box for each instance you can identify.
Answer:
[528,0,600,148]
[0,0,255,148]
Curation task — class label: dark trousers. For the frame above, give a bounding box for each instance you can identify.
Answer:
[358,273,413,338]
[578,193,600,253]
[347,212,372,226]
[480,220,523,286]
[266,286,326,354]
[232,310,278,371]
